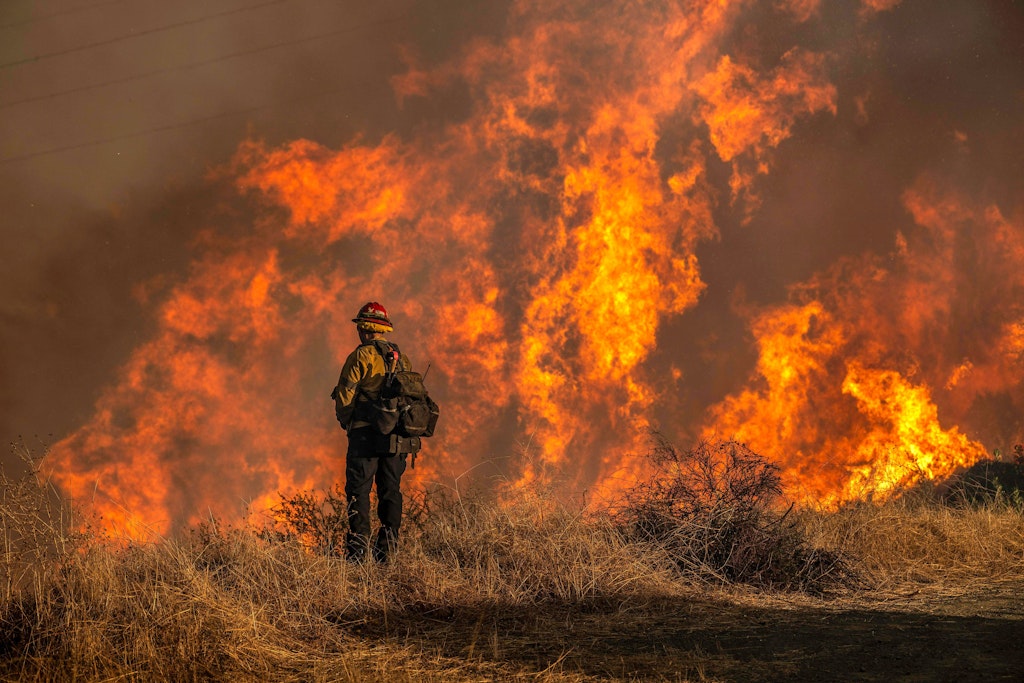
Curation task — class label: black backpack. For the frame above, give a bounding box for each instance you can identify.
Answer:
[364,341,439,454]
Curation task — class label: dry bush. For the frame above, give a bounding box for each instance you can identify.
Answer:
[620,437,852,592]
[265,484,349,556]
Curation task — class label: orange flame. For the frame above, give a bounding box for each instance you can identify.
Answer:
[706,178,1021,502]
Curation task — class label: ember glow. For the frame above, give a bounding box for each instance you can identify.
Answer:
[41,0,1024,534]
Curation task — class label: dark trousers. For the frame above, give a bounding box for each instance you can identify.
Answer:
[344,428,407,560]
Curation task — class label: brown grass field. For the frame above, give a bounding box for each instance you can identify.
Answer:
[3,440,1023,682]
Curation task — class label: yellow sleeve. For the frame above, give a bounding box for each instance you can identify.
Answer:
[334,348,372,428]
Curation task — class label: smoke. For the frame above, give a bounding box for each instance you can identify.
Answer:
[3,0,1023,532]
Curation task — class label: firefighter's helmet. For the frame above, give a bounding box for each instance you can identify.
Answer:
[352,301,394,331]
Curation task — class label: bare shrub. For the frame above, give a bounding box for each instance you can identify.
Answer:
[621,436,852,591]
[266,484,350,555]
[267,484,433,558]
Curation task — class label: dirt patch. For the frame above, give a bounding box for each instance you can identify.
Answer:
[359,580,1024,681]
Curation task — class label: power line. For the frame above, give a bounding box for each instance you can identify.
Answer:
[0,76,391,165]
[0,14,405,111]
[0,0,123,30]
[0,0,288,70]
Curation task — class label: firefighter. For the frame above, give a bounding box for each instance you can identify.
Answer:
[331,301,413,563]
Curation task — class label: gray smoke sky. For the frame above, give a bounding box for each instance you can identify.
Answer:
[2,0,1023,476]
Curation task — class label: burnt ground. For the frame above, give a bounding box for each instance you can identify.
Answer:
[356,580,1024,681]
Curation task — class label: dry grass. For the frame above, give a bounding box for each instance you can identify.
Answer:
[1,440,80,603]
[799,493,1024,588]
[2,507,614,681]
[3,440,1024,681]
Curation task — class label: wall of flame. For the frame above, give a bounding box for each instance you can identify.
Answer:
[43,0,1023,535]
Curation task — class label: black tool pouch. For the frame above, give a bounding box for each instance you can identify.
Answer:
[373,395,400,434]
[375,433,421,455]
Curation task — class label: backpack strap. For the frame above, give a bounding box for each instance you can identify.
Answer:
[361,339,398,363]
[353,340,400,406]
[363,340,407,374]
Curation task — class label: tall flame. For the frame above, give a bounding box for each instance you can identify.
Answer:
[706,179,1022,502]
[45,0,1006,535]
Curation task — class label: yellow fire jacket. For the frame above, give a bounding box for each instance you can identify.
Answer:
[333,340,413,431]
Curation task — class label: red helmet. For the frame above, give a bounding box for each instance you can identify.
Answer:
[352,301,393,330]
